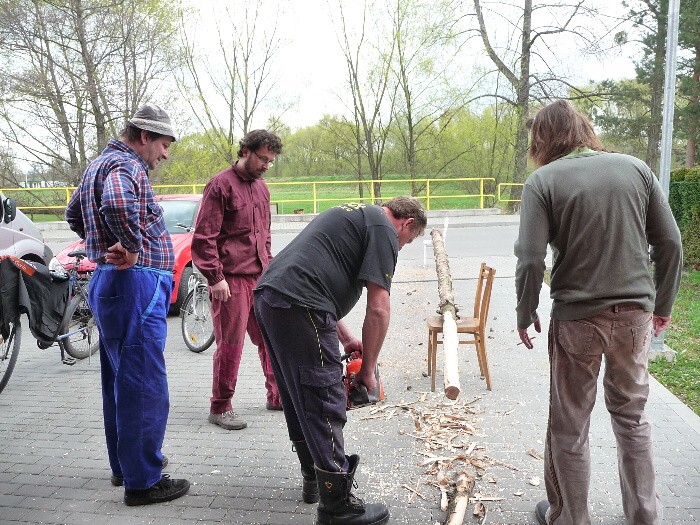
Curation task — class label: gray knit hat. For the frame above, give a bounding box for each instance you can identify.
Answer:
[126,103,177,141]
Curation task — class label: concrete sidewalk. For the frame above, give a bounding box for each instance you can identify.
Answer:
[2,215,698,524]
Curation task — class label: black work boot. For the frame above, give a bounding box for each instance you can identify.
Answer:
[315,454,389,525]
[292,440,319,503]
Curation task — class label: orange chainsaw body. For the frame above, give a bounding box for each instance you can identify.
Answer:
[343,352,385,409]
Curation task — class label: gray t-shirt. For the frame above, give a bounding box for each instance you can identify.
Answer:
[256,203,398,318]
[514,151,683,329]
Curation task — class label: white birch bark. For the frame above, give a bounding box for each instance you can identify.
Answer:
[431,228,460,400]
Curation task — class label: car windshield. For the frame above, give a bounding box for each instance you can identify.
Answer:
[160,199,199,234]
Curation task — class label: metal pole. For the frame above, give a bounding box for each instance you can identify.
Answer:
[658,0,680,197]
[651,0,680,357]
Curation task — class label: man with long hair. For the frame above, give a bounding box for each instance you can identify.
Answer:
[515,100,682,525]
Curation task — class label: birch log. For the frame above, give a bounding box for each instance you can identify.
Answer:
[445,473,475,525]
[431,228,460,400]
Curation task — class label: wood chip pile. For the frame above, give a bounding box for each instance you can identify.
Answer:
[363,393,519,524]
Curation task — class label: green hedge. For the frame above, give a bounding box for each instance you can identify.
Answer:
[670,165,700,182]
[669,169,700,269]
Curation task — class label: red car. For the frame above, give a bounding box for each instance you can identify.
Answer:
[51,194,202,314]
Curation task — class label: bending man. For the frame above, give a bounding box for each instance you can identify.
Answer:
[254,197,426,525]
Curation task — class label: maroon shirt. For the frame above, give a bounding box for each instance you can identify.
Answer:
[191,164,272,284]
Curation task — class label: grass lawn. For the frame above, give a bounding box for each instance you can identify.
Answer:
[12,174,497,217]
[649,270,700,416]
[267,174,490,213]
[24,212,64,222]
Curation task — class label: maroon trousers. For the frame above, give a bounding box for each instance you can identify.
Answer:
[210,274,279,414]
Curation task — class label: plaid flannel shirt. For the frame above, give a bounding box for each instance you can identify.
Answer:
[65,139,174,272]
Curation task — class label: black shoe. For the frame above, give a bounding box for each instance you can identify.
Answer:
[124,475,190,506]
[535,500,550,525]
[111,455,169,487]
[266,401,283,411]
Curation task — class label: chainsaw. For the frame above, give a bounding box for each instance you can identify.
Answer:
[342,351,385,410]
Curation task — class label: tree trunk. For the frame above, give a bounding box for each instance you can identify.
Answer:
[431,229,460,400]
[73,0,108,152]
[473,0,532,212]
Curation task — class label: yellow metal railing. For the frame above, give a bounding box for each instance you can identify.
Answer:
[497,182,525,203]
[265,177,496,213]
[2,177,500,214]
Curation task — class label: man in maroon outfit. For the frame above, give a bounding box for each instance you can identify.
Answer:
[191,130,283,430]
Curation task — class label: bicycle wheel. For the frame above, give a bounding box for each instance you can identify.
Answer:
[58,293,99,359]
[0,317,21,394]
[181,287,215,353]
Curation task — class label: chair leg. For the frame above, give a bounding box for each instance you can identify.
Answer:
[477,336,492,391]
[427,329,432,376]
[473,339,484,379]
[430,330,438,392]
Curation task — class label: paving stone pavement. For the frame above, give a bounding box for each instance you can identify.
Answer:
[2,219,699,524]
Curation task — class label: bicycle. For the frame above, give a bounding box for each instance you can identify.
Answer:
[0,251,96,394]
[180,265,214,353]
[0,313,21,394]
[54,249,99,361]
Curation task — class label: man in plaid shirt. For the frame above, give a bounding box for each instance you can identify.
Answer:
[66,104,190,506]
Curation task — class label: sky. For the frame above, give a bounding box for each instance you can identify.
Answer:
[186,1,356,130]
[182,0,640,132]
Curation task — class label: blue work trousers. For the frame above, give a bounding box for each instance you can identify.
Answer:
[90,264,172,490]
[254,288,349,473]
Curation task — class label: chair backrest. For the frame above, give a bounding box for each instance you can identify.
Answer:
[473,262,496,329]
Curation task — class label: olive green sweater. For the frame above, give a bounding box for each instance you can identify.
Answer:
[515,151,683,329]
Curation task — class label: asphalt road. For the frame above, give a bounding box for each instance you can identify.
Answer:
[46,224,520,264]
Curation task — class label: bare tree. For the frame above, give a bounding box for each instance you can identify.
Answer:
[389,0,480,195]
[0,0,182,184]
[471,0,615,200]
[335,0,397,200]
[177,2,285,165]
[0,148,21,187]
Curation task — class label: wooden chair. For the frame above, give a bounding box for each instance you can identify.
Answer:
[426,262,496,391]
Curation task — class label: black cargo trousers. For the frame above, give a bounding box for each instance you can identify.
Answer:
[253,287,350,473]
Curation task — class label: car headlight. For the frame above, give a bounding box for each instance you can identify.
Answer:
[48,257,67,278]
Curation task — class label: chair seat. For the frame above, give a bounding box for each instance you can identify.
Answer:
[427,315,479,332]
[426,262,495,392]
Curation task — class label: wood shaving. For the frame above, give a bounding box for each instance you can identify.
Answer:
[527,448,544,460]
[402,483,427,501]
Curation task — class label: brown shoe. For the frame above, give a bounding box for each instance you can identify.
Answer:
[208,410,247,430]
